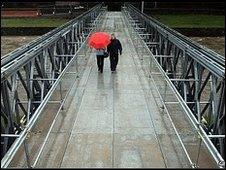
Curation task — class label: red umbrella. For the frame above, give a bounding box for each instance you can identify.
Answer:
[88,32,111,49]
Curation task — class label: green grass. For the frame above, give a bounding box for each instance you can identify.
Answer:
[2,15,224,28]
[1,18,70,27]
[152,14,225,28]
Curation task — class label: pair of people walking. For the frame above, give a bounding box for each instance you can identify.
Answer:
[96,34,122,73]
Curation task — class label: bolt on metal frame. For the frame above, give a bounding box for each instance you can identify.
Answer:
[123,3,225,168]
[1,3,106,168]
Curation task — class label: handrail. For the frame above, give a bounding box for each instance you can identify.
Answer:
[1,3,104,83]
[1,3,103,66]
[125,3,225,79]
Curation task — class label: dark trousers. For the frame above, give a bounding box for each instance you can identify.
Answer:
[109,53,118,71]
[96,55,104,72]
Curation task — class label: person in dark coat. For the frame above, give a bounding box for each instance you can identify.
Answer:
[107,34,122,72]
[96,48,106,73]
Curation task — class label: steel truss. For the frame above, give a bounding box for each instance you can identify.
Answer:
[123,3,225,168]
[1,3,106,168]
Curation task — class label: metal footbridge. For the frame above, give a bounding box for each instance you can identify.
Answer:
[1,3,225,168]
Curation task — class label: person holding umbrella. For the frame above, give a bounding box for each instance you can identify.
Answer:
[96,48,107,73]
[88,32,111,73]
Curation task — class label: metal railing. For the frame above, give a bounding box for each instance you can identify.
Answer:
[1,3,102,67]
[1,3,106,168]
[122,3,225,168]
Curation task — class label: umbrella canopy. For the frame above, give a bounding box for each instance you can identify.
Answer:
[88,32,111,49]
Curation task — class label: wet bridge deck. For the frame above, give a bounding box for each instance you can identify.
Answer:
[9,12,217,168]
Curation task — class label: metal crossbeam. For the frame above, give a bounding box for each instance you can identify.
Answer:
[154,55,173,58]
[135,27,146,30]
[139,33,152,36]
[146,42,159,45]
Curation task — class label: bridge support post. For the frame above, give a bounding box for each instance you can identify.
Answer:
[141,1,144,13]
[59,81,64,110]
[24,138,32,168]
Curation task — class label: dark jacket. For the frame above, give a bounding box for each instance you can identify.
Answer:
[107,39,122,55]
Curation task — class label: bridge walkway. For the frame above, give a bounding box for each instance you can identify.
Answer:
[9,12,216,168]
